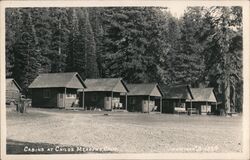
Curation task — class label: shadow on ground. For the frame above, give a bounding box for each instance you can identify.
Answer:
[7,139,115,154]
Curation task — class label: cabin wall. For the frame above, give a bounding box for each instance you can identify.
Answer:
[186,102,215,114]
[127,96,155,112]
[6,81,21,103]
[31,88,78,108]
[31,88,59,107]
[84,91,120,110]
[162,99,186,113]
[64,88,78,109]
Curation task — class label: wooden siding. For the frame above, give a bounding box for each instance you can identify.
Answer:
[113,81,128,93]
[66,75,85,89]
[84,91,120,110]
[150,86,162,97]
[6,80,20,92]
[31,88,58,107]
[162,99,186,113]
[6,79,21,103]
[126,96,156,112]
[31,88,78,108]
[186,101,216,114]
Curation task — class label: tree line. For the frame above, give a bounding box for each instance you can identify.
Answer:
[6,7,243,112]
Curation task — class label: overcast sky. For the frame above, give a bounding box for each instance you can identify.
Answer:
[168,5,188,18]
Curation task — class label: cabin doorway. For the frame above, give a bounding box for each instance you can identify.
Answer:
[57,93,64,108]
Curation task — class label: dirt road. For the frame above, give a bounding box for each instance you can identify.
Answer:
[6,108,242,153]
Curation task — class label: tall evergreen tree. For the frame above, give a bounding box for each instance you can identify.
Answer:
[12,9,41,94]
[81,8,99,78]
[48,8,69,73]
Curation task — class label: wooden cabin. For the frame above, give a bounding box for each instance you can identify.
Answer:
[28,72,86,109]
[83,78,129,111]
[160,84,193,114]
[6,78,22,105]
[186,88,217,115]
[122,83,163,113]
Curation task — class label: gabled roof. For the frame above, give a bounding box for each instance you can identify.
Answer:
[28,72,86,89]
[6,78,22,91]
[126,83,162,97]
[160,84,193,100]
[84,78,128,93]
[191,88,217,102]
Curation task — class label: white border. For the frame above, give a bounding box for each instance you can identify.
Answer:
[1,1,249,160]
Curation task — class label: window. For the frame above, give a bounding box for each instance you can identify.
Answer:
[43,89,50,98]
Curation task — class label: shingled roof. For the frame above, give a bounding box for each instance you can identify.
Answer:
[28,72,86,89]
[160,84,193,100]
[126,83,162,97]
[191,88,217,102]
[84,78,128,93]
[6,78,22,91]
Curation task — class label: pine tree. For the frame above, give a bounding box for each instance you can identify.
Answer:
[12,9,41,94]
[80,8,99,78]
[203,7,243,113]
[48,8,69,73]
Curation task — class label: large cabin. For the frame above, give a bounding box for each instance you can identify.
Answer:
[83,78,129,111]
[186,88,217,115]
[28,72,86,109]
[123,83,163,113]
[160,84,193,114]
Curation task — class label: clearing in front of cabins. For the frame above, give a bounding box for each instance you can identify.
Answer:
[6,107,242,154]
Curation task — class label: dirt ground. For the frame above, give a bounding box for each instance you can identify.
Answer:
[6,107,242,154]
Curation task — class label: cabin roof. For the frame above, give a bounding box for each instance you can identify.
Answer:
[6,78,22,91]
[191,88,217,102]
[160,84,193,100]
[126,83,162,97]
[84,78,129,93]
[28,72,86,89]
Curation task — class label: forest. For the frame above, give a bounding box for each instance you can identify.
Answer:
[5,7,242,113]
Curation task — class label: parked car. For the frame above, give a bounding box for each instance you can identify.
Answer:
[21,95,32,107]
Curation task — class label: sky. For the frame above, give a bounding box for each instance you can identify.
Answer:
[167,5,188,18]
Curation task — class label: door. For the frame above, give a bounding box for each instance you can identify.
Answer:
[57,93,64,108]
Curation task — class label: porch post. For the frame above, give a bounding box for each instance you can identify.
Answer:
[216,101,218,110]
[64,88,66,108]
[148,95,150,114]
[190,99,192,116]
[111,91,113,111]
[82,90,85,110]
[125,92,127,111]
[206,101,208,113]
[160,97,162,113]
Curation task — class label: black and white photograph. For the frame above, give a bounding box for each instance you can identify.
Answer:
[1,0,249,159]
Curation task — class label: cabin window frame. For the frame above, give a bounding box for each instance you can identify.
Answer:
[43,89,51,98]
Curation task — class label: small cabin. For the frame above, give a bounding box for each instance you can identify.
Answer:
[83,78,129,111]
[28,72,86,109]
[160,84,193,114]
[186,88,217,115]
[6,78,22,105]
[123,83,163,113]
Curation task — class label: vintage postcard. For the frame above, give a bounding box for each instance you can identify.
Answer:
[0,0,249,159]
